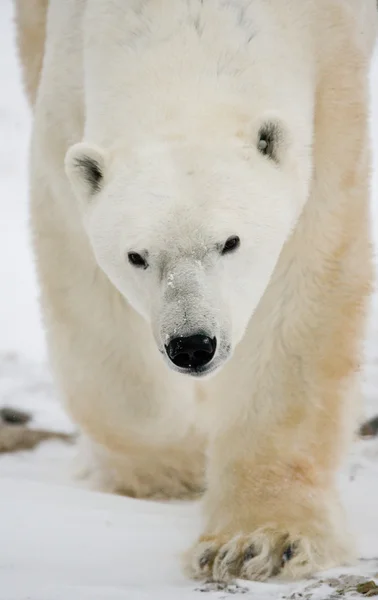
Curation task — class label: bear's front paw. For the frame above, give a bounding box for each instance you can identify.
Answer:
[186,525,353,583]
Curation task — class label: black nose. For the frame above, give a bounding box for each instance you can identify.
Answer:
[165,334,217,370]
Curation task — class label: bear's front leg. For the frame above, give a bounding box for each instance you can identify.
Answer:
[187,455,353,582]
[186,342,359,582]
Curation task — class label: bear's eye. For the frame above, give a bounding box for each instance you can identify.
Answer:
[257,122,279,160]
[222,236,240,255]
[128,252,148,269]
[257,136,270,155]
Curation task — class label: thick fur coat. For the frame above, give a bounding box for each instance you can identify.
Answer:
[15,0,377,582]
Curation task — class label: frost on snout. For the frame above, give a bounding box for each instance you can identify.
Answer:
[156,260,224,376]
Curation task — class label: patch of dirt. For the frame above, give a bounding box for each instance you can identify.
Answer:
[285,575,378,600]
[0,404,74,453]
[195,581,249,595]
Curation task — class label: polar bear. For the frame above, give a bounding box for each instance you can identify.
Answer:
[15,0,377,583]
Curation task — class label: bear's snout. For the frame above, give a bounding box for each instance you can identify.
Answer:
[165,333,217,374]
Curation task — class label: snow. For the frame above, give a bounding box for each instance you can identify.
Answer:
[0,0,378,598]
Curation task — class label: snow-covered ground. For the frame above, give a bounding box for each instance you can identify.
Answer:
[1,1,378,598]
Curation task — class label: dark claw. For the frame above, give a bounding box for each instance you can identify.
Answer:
[282,543,295,564]
[218,549,229,562]
[243,544,256,563]
[199,548,216,570]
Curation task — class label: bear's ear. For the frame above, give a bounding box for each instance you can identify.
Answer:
[65,142,107,201]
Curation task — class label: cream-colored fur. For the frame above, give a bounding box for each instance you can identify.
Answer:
[13,0,48,106]
[15,0,377,582]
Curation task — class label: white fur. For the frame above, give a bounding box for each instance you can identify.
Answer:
[21,0,377,581]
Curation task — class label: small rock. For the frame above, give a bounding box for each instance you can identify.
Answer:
[356,581,378,596]
[0,407,31,425]
[359,416,378,438]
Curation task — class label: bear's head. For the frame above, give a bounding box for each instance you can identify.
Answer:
[65,116,311,378]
